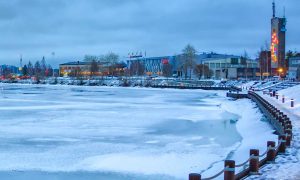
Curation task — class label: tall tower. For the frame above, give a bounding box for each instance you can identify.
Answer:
[270,1,287,76]
[19,54,23,74]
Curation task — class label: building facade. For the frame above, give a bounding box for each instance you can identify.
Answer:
[288,56,300,79]
[60,61,92,77]
[126,56,176,76]
[270,1,287,76]
[202,56,258,79]
[126,52,259,79]
[0,65,20,79]
[258,50,278,77]
[59,61,126,77]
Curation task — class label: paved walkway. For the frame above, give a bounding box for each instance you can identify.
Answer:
[247,92,300,180]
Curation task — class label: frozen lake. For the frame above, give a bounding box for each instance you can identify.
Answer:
[0,84,276,180]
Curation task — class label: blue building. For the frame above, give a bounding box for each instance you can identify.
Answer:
[0,65,20,77]
[126,56,176,76]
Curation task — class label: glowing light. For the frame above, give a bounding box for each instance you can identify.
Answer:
[271,31,279,62]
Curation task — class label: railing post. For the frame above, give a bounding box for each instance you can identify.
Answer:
[278,135,286,154]
[224,160,235,180]
[285,129,292,147]
[189,173,201,180]
[249,149,259,174]
[291,99,294,108]
[282,95,285,103]
[267,141,276,162]
[276,93,279,99]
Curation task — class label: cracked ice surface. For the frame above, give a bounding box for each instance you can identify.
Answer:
[0,84,276,180]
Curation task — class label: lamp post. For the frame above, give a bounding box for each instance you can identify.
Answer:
[278,68,283,77]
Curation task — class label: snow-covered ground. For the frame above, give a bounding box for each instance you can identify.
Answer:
[247,85,300,180]
[0,84,276,180]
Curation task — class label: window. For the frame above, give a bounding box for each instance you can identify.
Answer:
[231,58,239,64]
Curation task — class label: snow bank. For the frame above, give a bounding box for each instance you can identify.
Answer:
[250,85,300,179]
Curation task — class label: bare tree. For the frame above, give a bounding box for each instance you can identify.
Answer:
[105,52,119,65]
[162,63,173,77]
[194,64,212,79]
[84,55,99,62]
[106,53,119,76]
[130,61,145,76]
[180,44,197,79]
[40,56,47,78]
[22,65,28,76]
[90,60,99,77]
[241,50,249,79]
[2,66,11,79]
[264,40,270,51]
[34,61,41,83]
[27,61,34,76]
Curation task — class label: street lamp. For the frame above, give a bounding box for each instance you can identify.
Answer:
[278,68,283,77]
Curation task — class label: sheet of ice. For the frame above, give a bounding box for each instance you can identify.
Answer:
[0,84,276,179]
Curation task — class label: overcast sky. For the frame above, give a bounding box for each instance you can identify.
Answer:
[0,0,299,67]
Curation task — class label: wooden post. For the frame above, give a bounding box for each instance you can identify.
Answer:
[278,116,284,123]
[224,160,235,180]
[286,134,291,147]
[285,129,292,147]
[249,149,259,174]
[278,135,286,154]
[189,173,201,180]
[286,124,292,130]
[267,141,276,162]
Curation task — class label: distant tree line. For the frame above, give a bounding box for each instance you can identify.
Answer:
[22,56,54,81]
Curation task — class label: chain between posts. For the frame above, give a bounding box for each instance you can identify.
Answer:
[235,157,250,168]
[201,166,227,180]
[258,146,272,158]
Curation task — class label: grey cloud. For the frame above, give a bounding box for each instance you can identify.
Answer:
[0,0,299,66]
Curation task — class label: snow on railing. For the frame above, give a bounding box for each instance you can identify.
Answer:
[188,91,292,180]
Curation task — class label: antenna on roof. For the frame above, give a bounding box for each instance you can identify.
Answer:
[283,6,286,18]
[272,0,276,18]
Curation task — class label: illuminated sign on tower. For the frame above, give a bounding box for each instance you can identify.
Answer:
[270,1,287,75]
[271,30,279,63]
